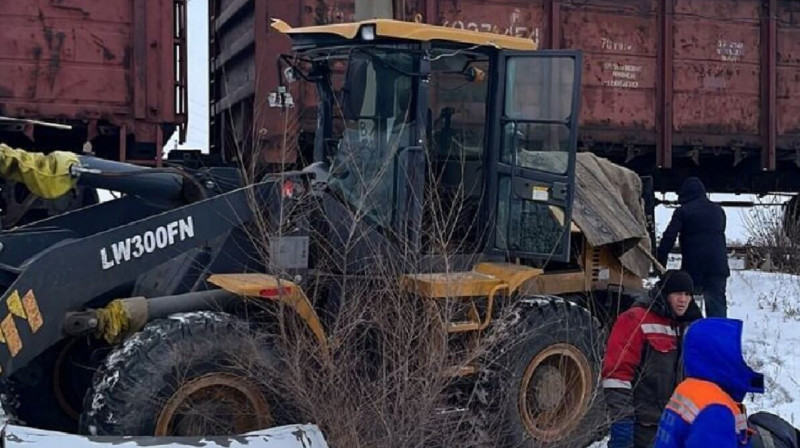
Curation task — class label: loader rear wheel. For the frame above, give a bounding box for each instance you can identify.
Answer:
[80,312,283,436]
[477,297,606,448]
[518,343,594,439]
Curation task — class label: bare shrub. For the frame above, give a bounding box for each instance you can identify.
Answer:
[742,198,800,274]
[237,177,494,446]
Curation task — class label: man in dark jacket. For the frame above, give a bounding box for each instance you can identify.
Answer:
[603,270,703,448]
[657,177,730,317]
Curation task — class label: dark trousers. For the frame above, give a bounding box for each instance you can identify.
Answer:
[698,274,728,318]
[634,423,658,448]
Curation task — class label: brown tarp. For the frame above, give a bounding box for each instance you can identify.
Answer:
[573,152,652,278]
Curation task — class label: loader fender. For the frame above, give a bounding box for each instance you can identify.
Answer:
[207,273,329,356]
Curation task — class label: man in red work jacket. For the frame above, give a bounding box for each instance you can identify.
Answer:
[602,269,703,448]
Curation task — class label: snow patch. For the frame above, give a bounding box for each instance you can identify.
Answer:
[2,423,330,448]
[168,310,226,323]
[731,270,800,427]
[89,369,120,418]
[106,333,148,367]
[519,297,555,307]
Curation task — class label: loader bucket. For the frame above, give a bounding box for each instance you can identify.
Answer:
[0,423,330,448]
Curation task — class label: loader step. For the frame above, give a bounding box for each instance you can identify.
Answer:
[402,271,503,298]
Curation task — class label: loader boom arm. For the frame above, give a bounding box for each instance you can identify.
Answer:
[0,180,276,378]
[1,144,207,210]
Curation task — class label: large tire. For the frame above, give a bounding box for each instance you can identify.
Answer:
[79,312,288,436]
[477,296,607,448]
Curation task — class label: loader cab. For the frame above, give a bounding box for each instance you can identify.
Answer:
[272,19,582,267]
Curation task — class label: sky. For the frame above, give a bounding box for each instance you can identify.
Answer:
[163,0,780,245]
[164,0,209,152]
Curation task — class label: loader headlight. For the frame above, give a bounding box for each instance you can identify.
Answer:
[360,24,376,41]
[282,179,296,198]
[281,178,306,199]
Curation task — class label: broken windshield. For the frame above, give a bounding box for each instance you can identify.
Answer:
[327,48,417,229]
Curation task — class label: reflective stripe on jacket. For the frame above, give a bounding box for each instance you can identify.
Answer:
[655,378,751,448]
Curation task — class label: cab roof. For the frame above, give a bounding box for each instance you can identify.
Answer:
[270,18,538,51]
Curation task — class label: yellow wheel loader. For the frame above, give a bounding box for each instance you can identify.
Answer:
[0,18,656,448]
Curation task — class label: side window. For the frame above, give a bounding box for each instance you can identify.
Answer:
[504,57,574,121]
[500,58,575,174]
[502,122,570,174]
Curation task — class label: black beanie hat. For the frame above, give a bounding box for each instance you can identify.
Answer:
[660,269,694,296]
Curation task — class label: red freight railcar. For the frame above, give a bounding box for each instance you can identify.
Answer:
[0,0,188,164]
[209,0,800,194]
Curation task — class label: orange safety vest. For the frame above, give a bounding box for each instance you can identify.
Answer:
[665,378,751,444]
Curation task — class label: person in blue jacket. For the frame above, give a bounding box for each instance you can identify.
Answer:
[653,318,765,448]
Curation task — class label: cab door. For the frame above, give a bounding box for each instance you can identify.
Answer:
[491,51,582,263]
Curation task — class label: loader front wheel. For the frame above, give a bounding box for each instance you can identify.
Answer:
[80,312,283,436]
[478,297,606,448]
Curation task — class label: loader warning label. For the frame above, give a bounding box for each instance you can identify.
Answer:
[0,288,44,352]
[1,314,21,357]
[22,290,43,333]
[100,217,195,270]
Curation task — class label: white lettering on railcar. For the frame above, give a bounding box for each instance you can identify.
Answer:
[603,62,643,89]
[441,9,542,47]
[601,37,634,52]
[717,39,744,62]
[100,217,195,270]
[443,20,541,44]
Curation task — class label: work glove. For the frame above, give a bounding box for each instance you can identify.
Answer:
[607,417,634,448]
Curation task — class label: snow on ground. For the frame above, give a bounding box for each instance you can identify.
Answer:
[731,270,800,426]
[1,423,330,448]
[591,269,800,447]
